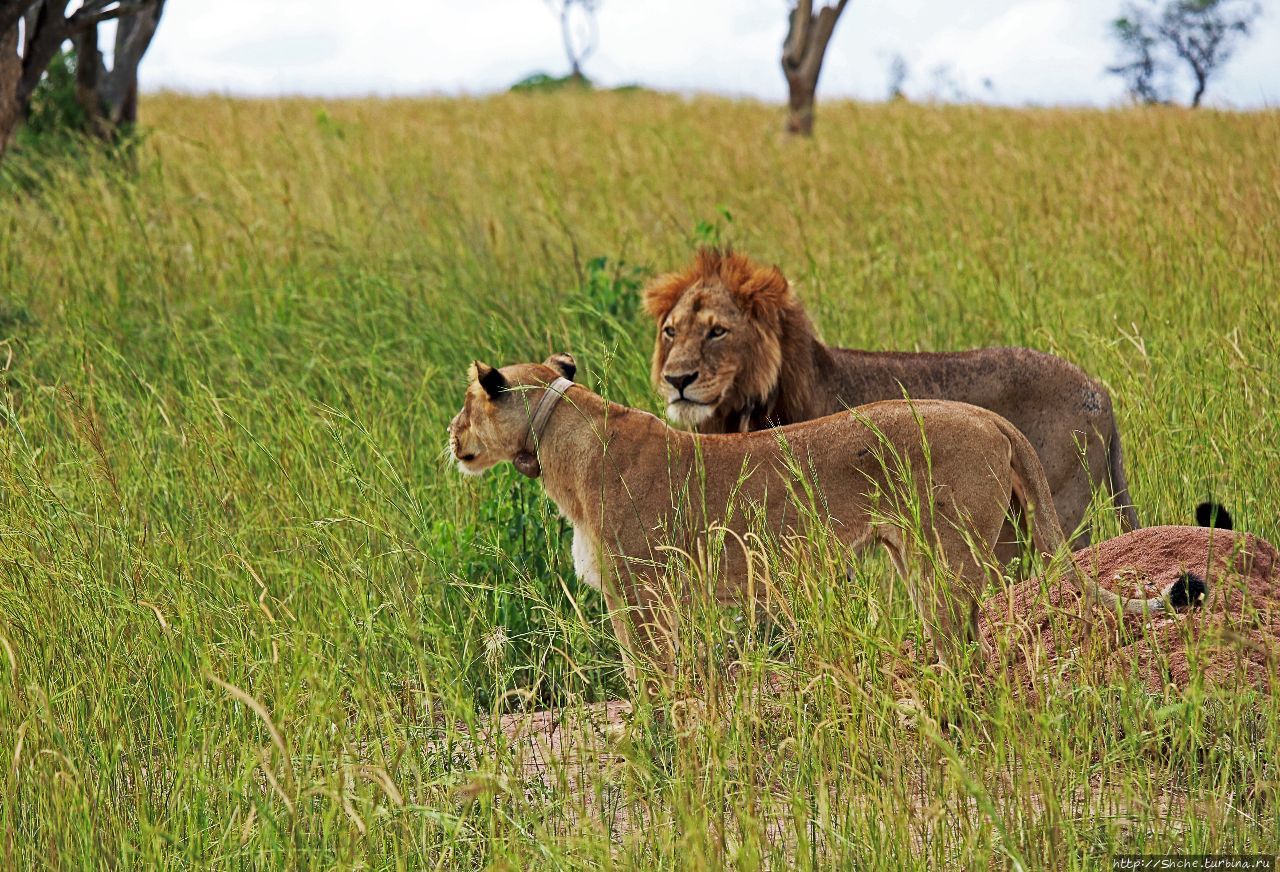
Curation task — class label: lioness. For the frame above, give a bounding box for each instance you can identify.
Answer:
[644,248,1138,549]
[448,353,1179,689]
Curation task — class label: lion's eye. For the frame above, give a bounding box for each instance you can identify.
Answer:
[708,326,728,339]
[662,326,677,339]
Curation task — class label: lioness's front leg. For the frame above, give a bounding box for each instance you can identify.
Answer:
[602,569,678,701]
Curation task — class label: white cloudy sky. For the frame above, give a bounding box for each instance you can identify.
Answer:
[140,1,1279,107]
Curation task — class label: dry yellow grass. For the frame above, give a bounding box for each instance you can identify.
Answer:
[0,92,1277,868]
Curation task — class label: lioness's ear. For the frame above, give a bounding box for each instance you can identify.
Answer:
[544,352,576,381]
[472,361,507,398]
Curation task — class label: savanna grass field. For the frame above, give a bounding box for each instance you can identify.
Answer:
[1,92,1279,868]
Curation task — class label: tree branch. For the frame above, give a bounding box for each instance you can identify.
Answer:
[66,0,145,34]
[782,0,812,73]
[103,0,161,120]
[17,1,65,106]
[798,0,847,84]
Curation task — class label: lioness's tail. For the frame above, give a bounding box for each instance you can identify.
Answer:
[996,415,1192,616]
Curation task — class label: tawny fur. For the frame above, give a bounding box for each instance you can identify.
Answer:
[450,356,1170,694]
[644,248,1141,552]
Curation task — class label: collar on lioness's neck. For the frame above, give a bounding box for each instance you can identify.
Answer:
[513,376,574,479]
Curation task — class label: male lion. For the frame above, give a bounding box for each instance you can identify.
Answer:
[644,248,1139,549]
[448,353,1180,690]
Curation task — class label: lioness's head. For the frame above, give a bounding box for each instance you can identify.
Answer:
[448,352,576,476]
[643,248,799,430]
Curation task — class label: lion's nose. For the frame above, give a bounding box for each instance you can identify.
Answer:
[664,372,698,392]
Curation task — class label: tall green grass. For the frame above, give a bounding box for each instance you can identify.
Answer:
[1,93,1277,868]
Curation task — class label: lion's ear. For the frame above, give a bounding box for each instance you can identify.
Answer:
[544,352,576,381]
[739,265,792,319]
[643,273,687,321]
[472,361,507,398]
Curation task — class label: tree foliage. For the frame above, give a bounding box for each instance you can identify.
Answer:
[1108,0,1261,107]
[1109,13,1167,104]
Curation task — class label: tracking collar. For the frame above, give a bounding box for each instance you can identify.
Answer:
[513,376,574,479]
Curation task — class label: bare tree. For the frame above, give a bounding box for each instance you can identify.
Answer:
[926,63,970,103]
[544,0,598,83]
[0,0,164,154]
[1108,0,1260,107]
[781,0,848,136]
[885,52,908,102]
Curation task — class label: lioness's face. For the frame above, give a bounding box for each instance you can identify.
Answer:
[448,355,576,475]
[653,281,762,426]
[448,365,525,476]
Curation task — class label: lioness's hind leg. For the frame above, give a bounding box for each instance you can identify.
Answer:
[930,535,995,669]
[879,529,986,672]
[994,517,1022,566]
[1049,466,1097,549]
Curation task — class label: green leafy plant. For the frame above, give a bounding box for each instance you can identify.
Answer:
[692,206,735,248]
[21,49,88,143]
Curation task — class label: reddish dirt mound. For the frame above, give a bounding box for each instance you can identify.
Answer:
[979,526,1280,696]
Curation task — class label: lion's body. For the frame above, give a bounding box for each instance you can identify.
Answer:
[449,357,1171,687]
[789,345,1132,550]
[645,249,1139,551]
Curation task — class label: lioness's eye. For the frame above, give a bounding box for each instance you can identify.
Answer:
[662,326,676,339]
[708,326,727,339]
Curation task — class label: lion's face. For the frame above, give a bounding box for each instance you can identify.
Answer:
[448,355,576,475]
[651,280,782,429]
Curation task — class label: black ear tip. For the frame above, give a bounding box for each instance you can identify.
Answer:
[1196,501,1233,530]
[546,352,576,381]
[1168,571,1208,609]
[477,362,507,398]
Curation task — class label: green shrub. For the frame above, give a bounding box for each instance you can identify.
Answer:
[510,71,593,93]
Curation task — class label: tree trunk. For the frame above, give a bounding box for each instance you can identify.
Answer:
[785,77,816,135]
[1190,70,1206,108]
[18,3,69,112]
[561,5,576,78]
[73,23,114,138]
[780,0,848,137]
[103,0,163,126]
[1,3,30,37]
[0,23,19,153]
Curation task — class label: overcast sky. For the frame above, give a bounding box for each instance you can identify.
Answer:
[139,1,1279,108]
